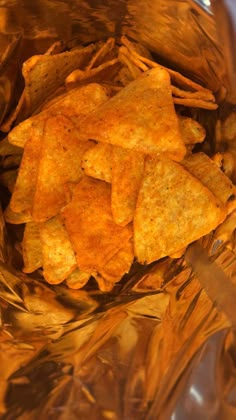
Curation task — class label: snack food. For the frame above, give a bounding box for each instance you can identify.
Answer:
[1,37,235,291]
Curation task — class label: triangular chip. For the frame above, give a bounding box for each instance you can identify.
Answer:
[134,157,226,263]
[118,46,142,81]
[22,44,95,116]
[121,36,216,102]
[33,115,94,222]
[0,41,66,133]
[181,153,236,211]
[87,38,116,70]
[77,68,186,160]
[81,142,112,182]
[39,215,77,284]
[98,238,134,285]
[4,206,33,225]
[222,112,236,142]
[178,116,206,145]
[9,119,45,215]
[22,222,42,273]
[66,268,91,289]
[8,83,109,148]
[111,146,145,225]
[65,59,121,88]
[61,177,133,272]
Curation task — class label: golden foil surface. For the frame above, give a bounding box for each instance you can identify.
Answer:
[0,1,236,418]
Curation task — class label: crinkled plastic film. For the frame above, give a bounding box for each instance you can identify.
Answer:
[0,1,236,419]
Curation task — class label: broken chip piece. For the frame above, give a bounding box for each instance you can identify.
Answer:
[39,215,77,284]
[9,119,45,215]
[61,176,133,273]
[81,142,112,183]
[22,222,42,273]
[111,146,145,226]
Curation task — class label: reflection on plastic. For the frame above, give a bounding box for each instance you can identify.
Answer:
[0,1,236,419]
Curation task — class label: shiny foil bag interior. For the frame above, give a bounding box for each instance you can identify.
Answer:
[0,1,236,419]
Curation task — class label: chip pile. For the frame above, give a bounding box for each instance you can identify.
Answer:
[1,37,236,291]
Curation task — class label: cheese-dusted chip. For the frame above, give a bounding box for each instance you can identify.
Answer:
[33,115,94,222]
[87,37,115,70]
[222,112,236,142]
[22,44,95,116]
[4,206,33,225]
[181,152,236,211]
[22,222,42,273]
[77,68,186,160]
[98,238,134,284]
[0,40,66,133]
[121,36,216,103]
[61,177,133,273]
[134,157,226,263]
[9,119,45,215]
[8,83,109,148]
[178,116,206,145]
[40,215,77,284]
[173,97,218,110]
[118,46,142,81]
[65,59,121,88]
[111,146,145,226]
[42,83,109,119]
[66,268,91,289]
[81,142,112,183]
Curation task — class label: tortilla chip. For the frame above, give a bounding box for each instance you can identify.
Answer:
[171,86,216,102]
[8,118,34,148]
[98,238,134,284]
[8,83,109,148]
[111,146,145,225]
[118,46,142,80]
[134,156,226,263]
[65,58,121,88]
[22,222,42,273]
[4,206,33,225]
[22,44,95,116]
[0,138,22,156]
[121,36,215,101]
[0,41,66,133]
[9,119,45,214]
[222,112,236,142]
[0,90,26,133]
[173,97,218,110]
[61,177,133,273]
[93,275,115,292]
[178,116,206,145]
[0,169,18,193]
[181,152,236,210]
[43,83,109,118]
[87,38,116,70]
[78,68,186,160]
[66,268,91,289]
[81,142,112,183]
[40,215,77,284]
[33,115,94,222]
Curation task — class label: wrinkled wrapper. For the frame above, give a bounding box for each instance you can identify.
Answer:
[0,1,236,419]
